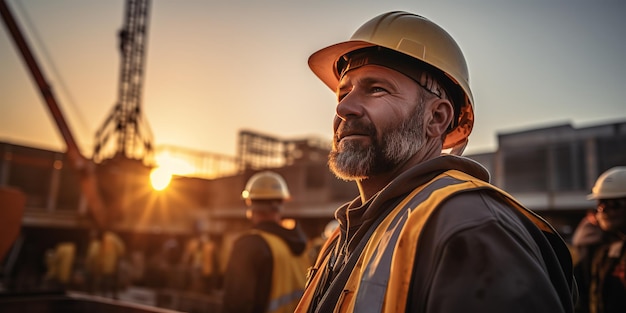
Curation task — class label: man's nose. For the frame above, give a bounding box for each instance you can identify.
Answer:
[336,91,364,121]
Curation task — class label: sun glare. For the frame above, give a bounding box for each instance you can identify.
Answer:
[150,167,172,191]
[155,152,195,176]
[150,152,196,191]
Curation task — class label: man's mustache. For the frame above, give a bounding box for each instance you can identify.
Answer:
[334,120,377,142]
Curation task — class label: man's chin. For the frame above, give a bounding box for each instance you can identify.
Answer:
[329,154,369,181]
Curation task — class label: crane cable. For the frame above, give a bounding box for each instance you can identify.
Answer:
[12,0,93,156]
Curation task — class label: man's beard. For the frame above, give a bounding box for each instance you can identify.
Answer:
[329,103,425,181]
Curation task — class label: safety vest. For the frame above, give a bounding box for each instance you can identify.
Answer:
[296,170,564,313]
[184,237,216,276]
[45,242,76,283]
[101,231,125,275]
[253,230,310,313]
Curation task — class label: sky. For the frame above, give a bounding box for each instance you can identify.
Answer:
[1,0,625,163]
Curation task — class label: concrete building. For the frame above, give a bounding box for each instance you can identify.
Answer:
[465,119,626,239]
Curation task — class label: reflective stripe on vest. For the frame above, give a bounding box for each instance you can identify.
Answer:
[253,230,310,313]
[298,170,559,313]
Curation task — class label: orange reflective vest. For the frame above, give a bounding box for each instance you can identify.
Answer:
[296,170,568,313]
[254,230,310,313]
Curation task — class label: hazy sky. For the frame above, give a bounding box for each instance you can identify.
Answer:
[1,0,625,160]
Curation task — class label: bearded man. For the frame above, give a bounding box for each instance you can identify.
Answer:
[295,11,576,313]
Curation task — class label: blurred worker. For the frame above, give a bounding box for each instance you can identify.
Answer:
[150,235,180,289]
[575,166,626,313]
[181,231,218,293]
[571,211,603,266]
[100,230,125,298]
[43,241,76,290]
[222,171,310,313]
[84,229,102,293]
[85,229,126,298]
[296,11,575,312]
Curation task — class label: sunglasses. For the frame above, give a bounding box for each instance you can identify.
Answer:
[596,198,626,213]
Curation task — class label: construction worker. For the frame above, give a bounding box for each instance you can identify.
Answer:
[86,229,125,298]
[222,171,310,313]
[43,241,76,289]
[296,11,575,313]
[181,231,217,293]
[84,229,102,293]
[574,166,626,313]
[101,230,125,298]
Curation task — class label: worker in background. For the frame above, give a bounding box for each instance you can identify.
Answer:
[181,230,218,293]
[296,11,575,312]
[43,241,76,290]
[571,211,603,266]
[84,229,101,294]
[574,166,626,313]
[221,171,310,313]
[87,229,125,298]
[101,230,125,298]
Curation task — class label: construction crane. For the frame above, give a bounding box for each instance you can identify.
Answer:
[94,0,154,164]
[0,0,154,229]
[0,0,111,229]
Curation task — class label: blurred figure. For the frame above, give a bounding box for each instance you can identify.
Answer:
[84,229,101,293]
[575,166,626,313]
[571,212,603,266]
[84,229,125,298]
[42,241,76,290]
[221,171,310,313]
[150,235,180,289]
[100,230,125,298]
[181,231,218,293]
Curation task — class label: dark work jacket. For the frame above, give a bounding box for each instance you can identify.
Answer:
[575,235,626,313]
[303,155,575,313]
[222,221,308,313]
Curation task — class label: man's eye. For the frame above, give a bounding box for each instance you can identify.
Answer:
[371,87,388,94]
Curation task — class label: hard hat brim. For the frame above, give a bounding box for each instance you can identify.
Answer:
[308,40,376,91]
[587,192,626,200]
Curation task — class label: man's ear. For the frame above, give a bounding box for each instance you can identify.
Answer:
[426,99,454,139]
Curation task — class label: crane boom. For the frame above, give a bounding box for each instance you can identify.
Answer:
[0,0,109,229]
[94,0,153,164]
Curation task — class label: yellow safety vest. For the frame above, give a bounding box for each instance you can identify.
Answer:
[183,238,216,276]
[254,230,310,313]
[101,231,125,275]
[296,170,563,313]
[45,242,76,283]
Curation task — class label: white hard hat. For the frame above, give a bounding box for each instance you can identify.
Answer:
[587,166,626,200]
[242,171,291,201]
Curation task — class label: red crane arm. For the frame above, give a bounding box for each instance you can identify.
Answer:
[0,0,108,229]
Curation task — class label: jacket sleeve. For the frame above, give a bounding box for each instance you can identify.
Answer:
[221,234,272,313]
[410,191,570,313]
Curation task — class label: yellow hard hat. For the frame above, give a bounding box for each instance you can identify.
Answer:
[588,166,626,200]
[308,11,474,154]
[242,171,291,201]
